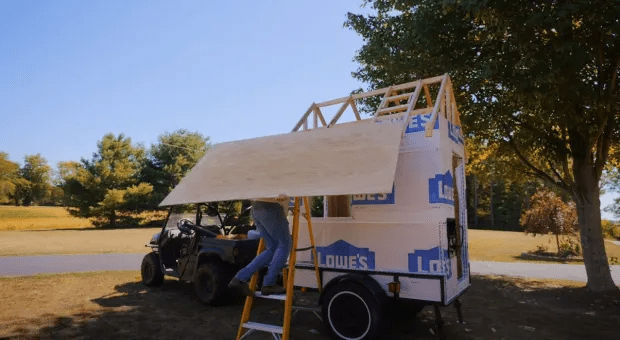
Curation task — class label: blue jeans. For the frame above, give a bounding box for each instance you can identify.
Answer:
[234,201,292,286]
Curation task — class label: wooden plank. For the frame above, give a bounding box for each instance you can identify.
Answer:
[160,119,406,206]
[410,107,434,115]
[313,107,328,127]
[376,103,409,115]
[292,104,315,132]
[423,84,433,108]
[385,93,412,103]
[349,98,362,120]
[425,74,448,137]
[313,109,318,129]
[405,82,423,114]
[421,74,445,85]
[327,100,351,127]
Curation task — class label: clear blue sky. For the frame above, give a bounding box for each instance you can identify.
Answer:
[0,0,616,218]
[1,0,368,166]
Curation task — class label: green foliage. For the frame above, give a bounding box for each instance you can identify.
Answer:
[141,129,210,207]
[16,154,52,206]
[310,196,324,217]
[347,0,619,291]
[60,133,153,227]
[0,152,20,204]
[602,220,620,240]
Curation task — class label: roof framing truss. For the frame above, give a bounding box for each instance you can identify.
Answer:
[292,73,461,137]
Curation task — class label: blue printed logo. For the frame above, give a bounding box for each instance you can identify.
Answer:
[408,247,452,279]
[406,113,439,134]
[429,171,454,205]
[351,186,395,205]
[314,240,375,270]
[447,121,464,145]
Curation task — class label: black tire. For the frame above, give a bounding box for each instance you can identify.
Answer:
[141,252,164,287]
[193,262,232,306]
[322,281,383,340]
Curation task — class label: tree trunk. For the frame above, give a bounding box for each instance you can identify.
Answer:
[555,234,561,256]
[490,180,494,228]
[573,161,617,293]
[473,175,478,227]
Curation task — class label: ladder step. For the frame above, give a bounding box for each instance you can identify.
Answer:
[254,291,287,301]
[242,322,283,334]
[385,93,412,103]
[377,104,410,115]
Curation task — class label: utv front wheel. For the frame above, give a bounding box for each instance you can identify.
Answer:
[194,262,231,306]
[141,252,164,286]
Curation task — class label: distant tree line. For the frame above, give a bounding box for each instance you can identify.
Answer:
[0,129,209,227]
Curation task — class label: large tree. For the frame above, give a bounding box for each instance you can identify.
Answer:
[60,133,152,227]
[346,0,619,292]
[0,152,21,204]
[141,129,210,206]
[15,154,52,206]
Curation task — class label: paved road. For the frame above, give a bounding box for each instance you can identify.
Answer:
[470,261,620,284]
[1,254,620,284]
[0,254,145,276]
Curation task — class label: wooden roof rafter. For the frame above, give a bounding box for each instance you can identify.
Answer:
[292,74,461,139]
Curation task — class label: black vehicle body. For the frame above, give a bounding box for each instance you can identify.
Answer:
[142,203,259,305]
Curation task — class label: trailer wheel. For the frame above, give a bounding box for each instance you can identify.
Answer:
[141,252,164,287]
[193,262,232,306]
[322,281,383,340]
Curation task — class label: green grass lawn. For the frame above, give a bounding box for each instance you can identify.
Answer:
[0,206,91,231]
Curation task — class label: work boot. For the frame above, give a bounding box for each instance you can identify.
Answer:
[228,278,251,296]
[261,284,286,296]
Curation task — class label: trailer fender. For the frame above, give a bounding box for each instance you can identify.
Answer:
[320,273,387,307]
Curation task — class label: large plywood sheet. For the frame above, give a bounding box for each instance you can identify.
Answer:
[159,119,406,206]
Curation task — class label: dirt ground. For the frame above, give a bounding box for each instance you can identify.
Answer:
[1,271,619,340]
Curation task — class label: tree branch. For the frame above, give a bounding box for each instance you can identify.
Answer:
[508,137,570,193]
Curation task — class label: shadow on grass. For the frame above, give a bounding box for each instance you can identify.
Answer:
[10,275,620,340]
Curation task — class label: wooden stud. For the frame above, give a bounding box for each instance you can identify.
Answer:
[303,196,322,293]
[376,103,410,115]
[349,98,362,121]
[327,99,351,127]
[385,92,412,103]
[313,106,328,127]
[425,74,448,137]
[313,109,318,129]
[292,104,316,132]
[405,82,423,115]
[375,85,394,116]
[282,197,301,340]
[423,84,433,108]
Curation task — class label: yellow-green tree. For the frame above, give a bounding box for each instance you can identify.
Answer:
[521,189,579,256]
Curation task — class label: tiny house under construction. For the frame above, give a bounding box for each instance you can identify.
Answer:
[160,74,469,340]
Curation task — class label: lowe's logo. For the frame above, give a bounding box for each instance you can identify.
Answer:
[314,240,375,270]
[351,186,395,205]
[429,171,454,205]
[406,113,439,134]
[408,247,452,279]
[447,121,464,145]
